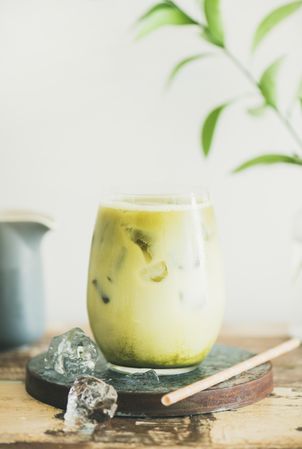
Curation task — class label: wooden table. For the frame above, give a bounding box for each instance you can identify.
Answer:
[0,329,302,449]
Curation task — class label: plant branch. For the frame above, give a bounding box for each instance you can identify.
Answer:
[273,107,302,151]
[223,48,302,152]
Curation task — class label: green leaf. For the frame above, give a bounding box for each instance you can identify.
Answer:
[166,53,212,86]
[201,103,229,156]
[233,153,302,173]
[247,104,268,117]
[136,1,198,39]
[204,0,224,47]
[258,57,284,108]
[200,26,222,46]
[252,1,302,51]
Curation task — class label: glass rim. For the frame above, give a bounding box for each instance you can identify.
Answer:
[99,191,210,211]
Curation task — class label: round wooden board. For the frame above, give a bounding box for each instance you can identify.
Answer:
[25,344,273,417]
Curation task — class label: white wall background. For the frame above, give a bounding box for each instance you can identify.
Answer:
[0,0,302,327]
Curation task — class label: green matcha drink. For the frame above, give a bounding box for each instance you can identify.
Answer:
[87,194,225,372]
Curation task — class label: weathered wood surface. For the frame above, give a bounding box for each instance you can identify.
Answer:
[0,330,302,448]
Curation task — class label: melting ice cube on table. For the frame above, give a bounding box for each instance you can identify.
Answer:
[44,328,100,380]
[64,376,118,430]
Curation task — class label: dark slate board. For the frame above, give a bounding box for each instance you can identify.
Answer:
[25,344,273,417]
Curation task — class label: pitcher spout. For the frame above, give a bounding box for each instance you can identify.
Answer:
[0,210,54,248]
[0,210,54,232]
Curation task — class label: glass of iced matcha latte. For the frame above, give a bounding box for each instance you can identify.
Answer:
[87,193,225,374]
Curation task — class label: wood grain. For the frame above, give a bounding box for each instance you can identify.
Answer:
[0,331,301,448]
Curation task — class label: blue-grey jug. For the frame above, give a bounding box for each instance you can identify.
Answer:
[0,211,53,350]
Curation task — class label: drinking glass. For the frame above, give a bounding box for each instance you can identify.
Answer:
[87,192,225,374]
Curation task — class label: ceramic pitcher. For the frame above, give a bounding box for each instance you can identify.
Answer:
[0,211,53,350]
